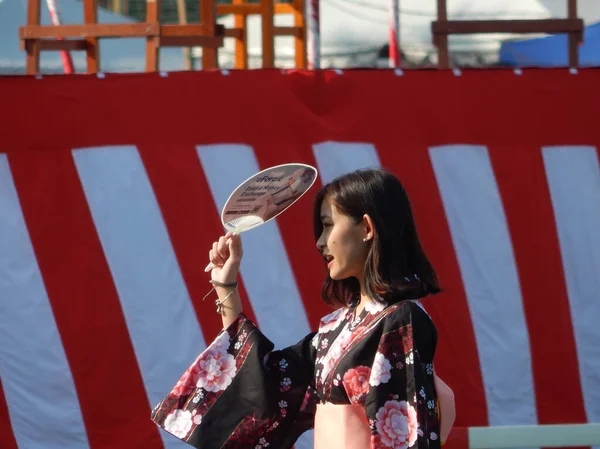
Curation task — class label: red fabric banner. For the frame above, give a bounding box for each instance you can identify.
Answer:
[0,69,598,449]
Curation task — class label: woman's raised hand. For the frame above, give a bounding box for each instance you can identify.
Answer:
[207,231,243,284]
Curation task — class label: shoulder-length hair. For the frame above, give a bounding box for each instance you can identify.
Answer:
[313,168,440,308]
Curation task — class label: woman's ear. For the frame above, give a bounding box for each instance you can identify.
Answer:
[362,214,375,242]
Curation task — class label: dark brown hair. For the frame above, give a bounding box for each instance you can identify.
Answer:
[313,168,440,308]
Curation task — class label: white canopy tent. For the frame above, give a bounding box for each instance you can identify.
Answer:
[213,0,554,68]
[0,0,559,73]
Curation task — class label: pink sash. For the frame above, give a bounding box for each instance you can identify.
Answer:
[314,403,371,449]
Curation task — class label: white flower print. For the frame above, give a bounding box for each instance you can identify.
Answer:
[312,334,319,349]
[192,412,202,425]
[430,432,438,441]
[281,377,292,387]
[405,352,414,365]
[319,308,346,333]
[425,363,434,375]
[369,353,392,386]
[163,409,193,438]
[234,341,243,350]
[213,331,231,353]
[321,338,329,349]
[428,400,435,409]
[260,437,269,446]
[364,300,387,314]
[419,387,426,399]
[279,359,288,370]
[191,390,204,403]
[279,400,288,408]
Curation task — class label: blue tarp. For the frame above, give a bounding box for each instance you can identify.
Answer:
[499,21,600,67]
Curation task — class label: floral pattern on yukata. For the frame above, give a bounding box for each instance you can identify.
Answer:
[152,299,440,449]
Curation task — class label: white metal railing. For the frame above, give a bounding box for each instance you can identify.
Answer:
[466,423,600,449]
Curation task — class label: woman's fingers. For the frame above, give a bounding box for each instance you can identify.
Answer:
[205,233,242,273]
[211,242,225,266]
[217,236,229,260]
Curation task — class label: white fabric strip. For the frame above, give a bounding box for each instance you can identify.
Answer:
[312,141,381,183]
[542,145,600,433]
[196,144,311,349]
[429,144,538,427]
[0,154,90,449]
[73,145,203,449]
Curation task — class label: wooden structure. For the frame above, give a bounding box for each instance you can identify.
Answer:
[432,0,584,68]
[20,0,585,73]
[19,0,306,74]
[218,0,306,69]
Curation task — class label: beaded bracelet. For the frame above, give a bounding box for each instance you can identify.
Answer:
[203,280,239,314]
[209,279,238,289]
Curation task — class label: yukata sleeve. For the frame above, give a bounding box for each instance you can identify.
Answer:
[151,313,318,449]
[363,302,441,449]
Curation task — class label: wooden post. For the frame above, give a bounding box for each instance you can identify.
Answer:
[176,0,192,70]
[233,0,248,69]
[201,0,218,69]
[293,0,306,68]
[25,0,41,74]
[261,0,275,68]
[145,0,160,71]
[436,0,449,69]
[567,0,580,68]
[83,0,99,73]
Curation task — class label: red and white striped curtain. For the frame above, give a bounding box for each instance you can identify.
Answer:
[0,70,599,449]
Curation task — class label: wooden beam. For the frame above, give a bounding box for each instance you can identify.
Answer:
[274,26,303,38]
[39,39,89,51]
[201,0,218,69]
[431,19,584,35]
[20,23,161,38]
[217,3,260,15]
[146,0,160,72]
[435,0,449,69]
[224,27,244,40]
[175,0,191,70]
[161,24,224,36]
[160,36,224,47]
[567,0,580,68]
[274,3,295,14]
[25,0,41,74]
[83,0,99,73]
[232,0,247,69]
[292,0,306,68]
[261,0,274,68]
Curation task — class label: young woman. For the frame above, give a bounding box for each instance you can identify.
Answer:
[151,168,455,449]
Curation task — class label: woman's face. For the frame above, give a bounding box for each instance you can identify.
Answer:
[316,197,369,281]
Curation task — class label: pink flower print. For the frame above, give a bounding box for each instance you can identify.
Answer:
[369,353,392,386]
[192,410,203,425]
[342,366,371,404]
[196,349,237,392]
[163,409,193,439]
[374,400,419,449]
[170,362,201,398]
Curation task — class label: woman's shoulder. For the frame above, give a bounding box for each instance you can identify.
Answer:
[380,299,436,327]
